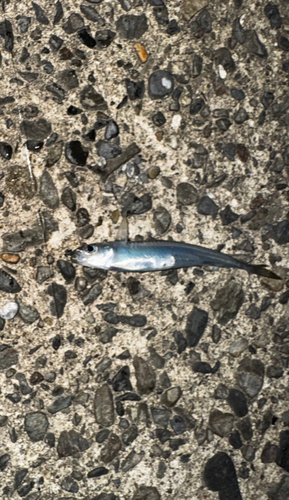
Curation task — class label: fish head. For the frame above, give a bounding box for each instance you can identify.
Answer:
[71,243,99,266]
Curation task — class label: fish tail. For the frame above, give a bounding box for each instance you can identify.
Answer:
[247,264,281,280]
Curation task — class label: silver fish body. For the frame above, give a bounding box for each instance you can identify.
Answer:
[71,241,280,279]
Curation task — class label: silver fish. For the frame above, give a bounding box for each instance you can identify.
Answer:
[70,241,280,279]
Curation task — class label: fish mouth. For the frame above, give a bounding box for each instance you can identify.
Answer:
[70,249,84,264]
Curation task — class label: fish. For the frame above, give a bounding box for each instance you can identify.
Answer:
[70,240,281,279]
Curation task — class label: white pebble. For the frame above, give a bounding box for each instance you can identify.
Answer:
[0,301,19,320]
[171,114,182,131]
[161,77,172,90]
[218,64,227,80]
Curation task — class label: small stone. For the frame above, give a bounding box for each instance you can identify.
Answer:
[214,47,235,71]
[0,142,13,160]
[183,0,209,20]
[153,206,171,233]
[149,70,174,99]
[78,28,96,48]
[82,283,102,305]
[170,415,186,434]
[266,365,284,378]
[209,409,234,437]
[229,338,248,357]
[63,13,84,34]
[122,424,138,445]
[80,4,104,23]
[231,88,245,100]
[116,14,148,40]
[216,118,232,131]
[186,307,208,347]
[17,299,40,324]
[40,170,59,209]
[94,384,115,427]
[121,192,152,216]
[1,254,19,264]
[20,118,52,140]
[161,386,182,407]
[0,269,21,294]
[192,361,213,373]
[220,205,239,225]
[235,357,264,398]
[125,79,145,100]
[45,141,63,168]
[36,266,54,284]
[24,411,49,442]
[65,141,88,166]
[133,356,156,394]
[261,442,278,463]
[32,2,49,24]
[61,187,76,211]
[243,29,268,57]
[236,143,249,162]
[234,107,249,124]
[57,260,75,282]
[278,35,289,51]
[177,182,198,205]
[97,141,122,159]
[100,433,122,463]
[0,302,18,320]
[112,366,132,392]
[197,195,218,217]
[211,280,244,324]
[132,485,160,500]
[152,111,166,126]
[57,429,90,457]
[227,388,248,417]
[276,431,289,472]
[190,98,205,115]
[147,166,160,179]
[229,430,243,449]
[95,30,116,49]
[80,85,107,111]
[261,90,274,109]
[105,120,119,140]
[151,407,170,427]
[46,283,67,318]
[134,42,148,63]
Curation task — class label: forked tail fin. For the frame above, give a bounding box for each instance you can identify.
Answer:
[249,264,281,280]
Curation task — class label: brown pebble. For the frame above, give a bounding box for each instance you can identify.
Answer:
[134,43,148,63]
[147,166,161,180]
[1,253,20,264]
[156,131,163,141]
[111,209,120,224]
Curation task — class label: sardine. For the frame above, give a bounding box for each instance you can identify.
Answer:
[70,241,281,279]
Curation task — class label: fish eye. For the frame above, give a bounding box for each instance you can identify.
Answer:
[85,245,94,253]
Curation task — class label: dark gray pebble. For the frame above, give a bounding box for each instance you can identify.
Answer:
[192,361,212,373]
[209,409,234,437]
[161,386,182,407]
[24,411,49,442]
[78,28,96,48]
[63,13,84,34]
[97,141,122,159]
[133,356,156,394]
[112,366,132,392]
[49,34,63,50]
[82,283,102,305]
[152,111,166,126]
[101,433,122,463]
[153,206,171,233]
[116,14,148,40]
[211,280,244,324]
[190,8,212,33]
[278,35,289,51]
[214,47,235,71]
[227,388,248,417]
[197,195,219,217]
[266,365,284,378]
[229,429,243,449]
[61,186,76,211]
[36,266,54,284]
[57,260,75,282]
[32,2,49,25]
[177,182,198,205]
[0,345,18,370]
[40,170,59,209]
[65,140,88,166]
[125,79,145,100]
[80,84,107,110]
[156,428,172,443]
[235,357,264,398]
[0,20,14,52]
[0,142,12,160]
[20,118,52,140]
[223,142,236,161]
[173,330,187,353]
[244,29,268,57]
[153,5,169,27]
[190,97,205,115]
[204,452,242,500]
[0,269,21,294]
[67,105,83,115]
[80,4,104,23]
[234,107,249,124]
[132,486,160,500]
[57,429,90,457]
[122,424,138,445]
[192,54,203,77]
[45,140,63,167]
[18,16,30,33]
[166,19,180,36]
[220,205,239,225]
[95,29,116,49]
[151,407,170,426]
[48,395,73,414]
[170,415,186,435]
[245,303,261,320]
[94,384,115,427]
[17,299,40,324]
[216,117,232,131]
[121,192,152,216]
[264,3,282,29]
[61,476,79,493]
[261,90,274,109]
[78,224,94,239]
[148,70,174,99]
[272,219,289,245]
[76,207,90,227]
[46,282,67,318]
[186,307,208,347]
[231,88,245,100]
[105,120,119,140]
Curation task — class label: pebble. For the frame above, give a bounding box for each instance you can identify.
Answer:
[122,450,144,473]
[209,409,234,437]
[234,107,249,124]
[161,386,182,407]
[122,424,138,445]
[170,415,186,434]
[65,140,88,166]
[57,260,75,282]
[61,186,76,211]
[20,118,52,140]
[231,88,245,100]
[63,13,84,34]
[151,407,170,426]
[45,140,63,167]
[40,170,59,209]
[149,70,174,99]
[112,366,132,392]
[176,182,199,205]
[211,280,244,324]
[227,388,248,417]
[78,28,96,48]
[229,338,248,357]
[153,206,171,233]
[36,266,54,284]
[152,111,166,126]
[105,120,119,140]
[17,299,40,324]
[220,205,239,225]
[235,357,264,398]
[0,141,13,160]
[0,301,18,320]
[32,2,49,24]
[57,429,90,457]
[46,282,67,318]
[121,192,152,216]
[229,430,243,449]
[82,283,102,305]
[94,384,115,427]
[48,396,73,414]
[1,254,19,264]
[24,411,49,442]
[276,431,289,473]
[204,453,242,500]
[80,85,107,110]
[97,141,122,159]
[190,97,205,115]
[95,30,116,49]
[244,29,268,57]
[116,14,148,39]
[197,195,219,217]
[101,433,122,463]
[266,365,284,378]
[134,42,148,63]
[0,269,21,294]
[185,306,208,347]
[133,356,156,394]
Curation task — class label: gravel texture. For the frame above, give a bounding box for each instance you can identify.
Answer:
[0,0,289,499]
